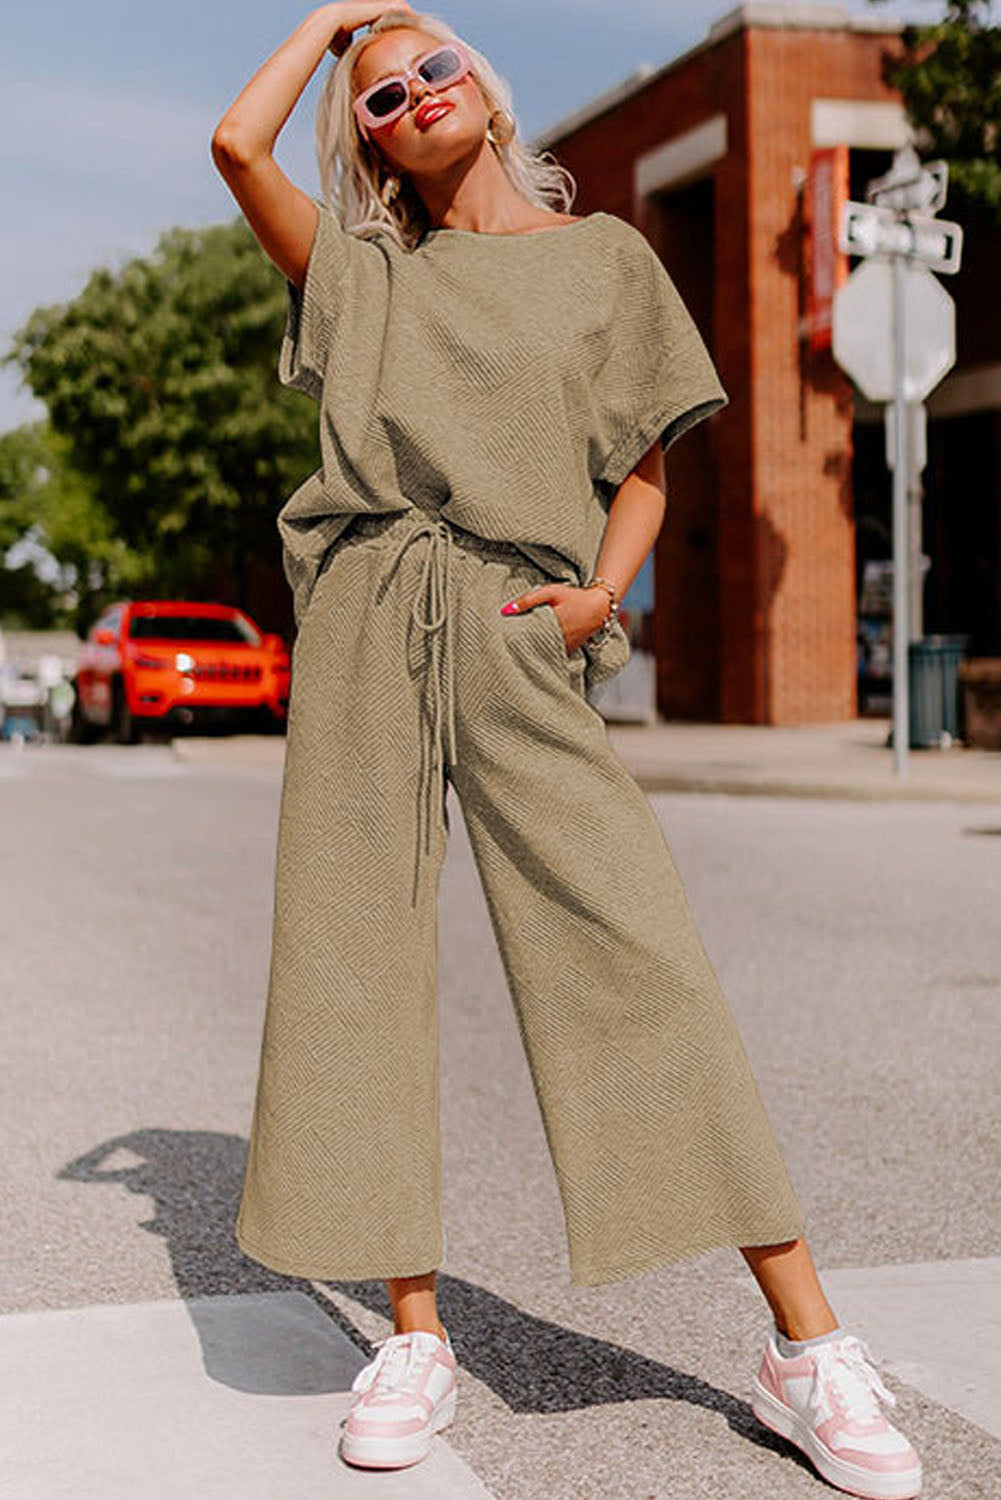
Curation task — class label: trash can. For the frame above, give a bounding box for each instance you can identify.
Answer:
[908,634,969,748]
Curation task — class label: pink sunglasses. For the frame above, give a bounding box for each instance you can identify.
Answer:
[353,41,473,138]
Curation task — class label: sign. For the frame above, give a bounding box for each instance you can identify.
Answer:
[866,144,948,215]
[832,257,955,403]
[839,202,963,274]
[806,145,849,352]
[830,144,964,778]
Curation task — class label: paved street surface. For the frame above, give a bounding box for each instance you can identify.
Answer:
[171,713,1001,802]
[2,736,1000,1498]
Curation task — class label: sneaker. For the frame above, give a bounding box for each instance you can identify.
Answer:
[752,1330,922,1499]
[339,1326,457,1469]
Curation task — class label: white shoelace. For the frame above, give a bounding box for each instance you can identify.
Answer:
[810,1335,897,1423]
[351,1331,442,1396]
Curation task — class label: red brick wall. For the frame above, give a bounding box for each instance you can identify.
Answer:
[543,19,907,722]
[745,26,903,722]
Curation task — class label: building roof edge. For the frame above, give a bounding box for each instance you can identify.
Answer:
[529,2,906,151]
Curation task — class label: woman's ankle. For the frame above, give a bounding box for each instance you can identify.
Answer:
[394,1317,448,1342]
[385,1272,443,1341]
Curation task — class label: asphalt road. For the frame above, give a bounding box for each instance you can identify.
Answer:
[2,739,999,1497]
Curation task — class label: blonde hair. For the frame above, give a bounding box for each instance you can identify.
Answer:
[314,8,576,251]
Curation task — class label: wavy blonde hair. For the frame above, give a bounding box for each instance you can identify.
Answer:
[314,8,576,251]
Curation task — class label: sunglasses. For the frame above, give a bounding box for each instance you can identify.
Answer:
[353,42,473,137]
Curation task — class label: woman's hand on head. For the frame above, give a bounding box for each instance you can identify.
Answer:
[213,2,412,287]
[499,584,612,655]
[324,0,417,58]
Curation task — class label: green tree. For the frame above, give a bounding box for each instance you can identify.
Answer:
[871,0,1001,219]
[5,218,318,603]
[0,422,150,630]
[0,424,40,558]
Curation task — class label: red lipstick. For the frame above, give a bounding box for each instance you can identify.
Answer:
[415,99,454,128]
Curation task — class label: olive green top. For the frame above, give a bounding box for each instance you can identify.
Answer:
[276,204,729,629]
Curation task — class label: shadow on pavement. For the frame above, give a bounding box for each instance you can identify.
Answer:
[58,1127,813,1475]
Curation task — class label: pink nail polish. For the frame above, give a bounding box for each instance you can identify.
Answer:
[500,602,518,615]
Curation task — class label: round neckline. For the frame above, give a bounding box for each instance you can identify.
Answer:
[421,212,605,242]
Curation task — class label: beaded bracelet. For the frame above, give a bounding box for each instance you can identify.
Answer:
[583,574,620,645]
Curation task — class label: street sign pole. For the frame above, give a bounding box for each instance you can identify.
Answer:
[891,254,910,777]
[886,400,929,638]
[831,144,962,779]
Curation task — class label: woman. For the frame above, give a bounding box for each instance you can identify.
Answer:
[211,7,921,1496]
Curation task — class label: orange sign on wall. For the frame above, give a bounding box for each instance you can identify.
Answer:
[806,145,849,352]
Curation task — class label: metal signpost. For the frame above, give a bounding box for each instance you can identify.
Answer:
[831,145,963,776]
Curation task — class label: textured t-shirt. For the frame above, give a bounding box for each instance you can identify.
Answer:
[276,204,729,634]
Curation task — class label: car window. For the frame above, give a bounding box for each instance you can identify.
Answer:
[128,615,261,645]
[92,610,120,639]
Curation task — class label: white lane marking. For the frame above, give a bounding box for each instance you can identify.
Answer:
[0,1291,494,1499]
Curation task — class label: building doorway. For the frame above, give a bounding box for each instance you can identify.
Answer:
[648,176,720,720]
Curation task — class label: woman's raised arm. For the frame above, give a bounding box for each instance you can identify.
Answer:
[211,2,413,288]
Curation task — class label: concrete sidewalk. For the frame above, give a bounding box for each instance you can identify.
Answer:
[606,715,1001,803]
[1,1292,493,1500]
[171,715,1001,803]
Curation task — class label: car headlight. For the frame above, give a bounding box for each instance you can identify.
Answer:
[175,652,196,672]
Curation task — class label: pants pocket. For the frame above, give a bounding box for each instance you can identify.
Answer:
[533,601,588,693]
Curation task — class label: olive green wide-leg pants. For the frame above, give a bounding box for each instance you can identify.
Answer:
[235,508,805,1287]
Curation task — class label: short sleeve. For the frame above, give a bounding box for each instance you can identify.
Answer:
[278,201,377,400]
[593,226,729,490]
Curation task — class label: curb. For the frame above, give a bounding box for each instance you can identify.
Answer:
[627,771,1001,804]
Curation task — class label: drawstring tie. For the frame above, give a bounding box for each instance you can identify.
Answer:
[384,517,459,876]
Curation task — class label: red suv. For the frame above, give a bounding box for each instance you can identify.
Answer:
[71,600,290,742]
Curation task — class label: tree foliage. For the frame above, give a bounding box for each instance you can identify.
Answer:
[5,218,319,603]
[873,0,1001,219]
[0,422,148,629]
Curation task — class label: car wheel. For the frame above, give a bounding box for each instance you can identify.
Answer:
[68,683,100,744]
[111,678,139,745]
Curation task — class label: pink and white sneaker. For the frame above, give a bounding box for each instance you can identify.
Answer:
[752,1330,922,1499]
[339,1326,457,1469]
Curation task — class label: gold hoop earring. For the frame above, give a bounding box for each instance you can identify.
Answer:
[486,108,515,147]
[380,174,400,206]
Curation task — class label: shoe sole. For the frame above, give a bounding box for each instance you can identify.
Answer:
[339,1387,457,1469]
[752,1378,922,1500]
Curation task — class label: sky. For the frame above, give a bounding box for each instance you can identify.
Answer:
[2,0,944,434]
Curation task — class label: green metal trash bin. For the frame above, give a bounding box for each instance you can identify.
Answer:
[908,634,969,748]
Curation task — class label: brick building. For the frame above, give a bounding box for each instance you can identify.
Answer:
[532,1,1001,724]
